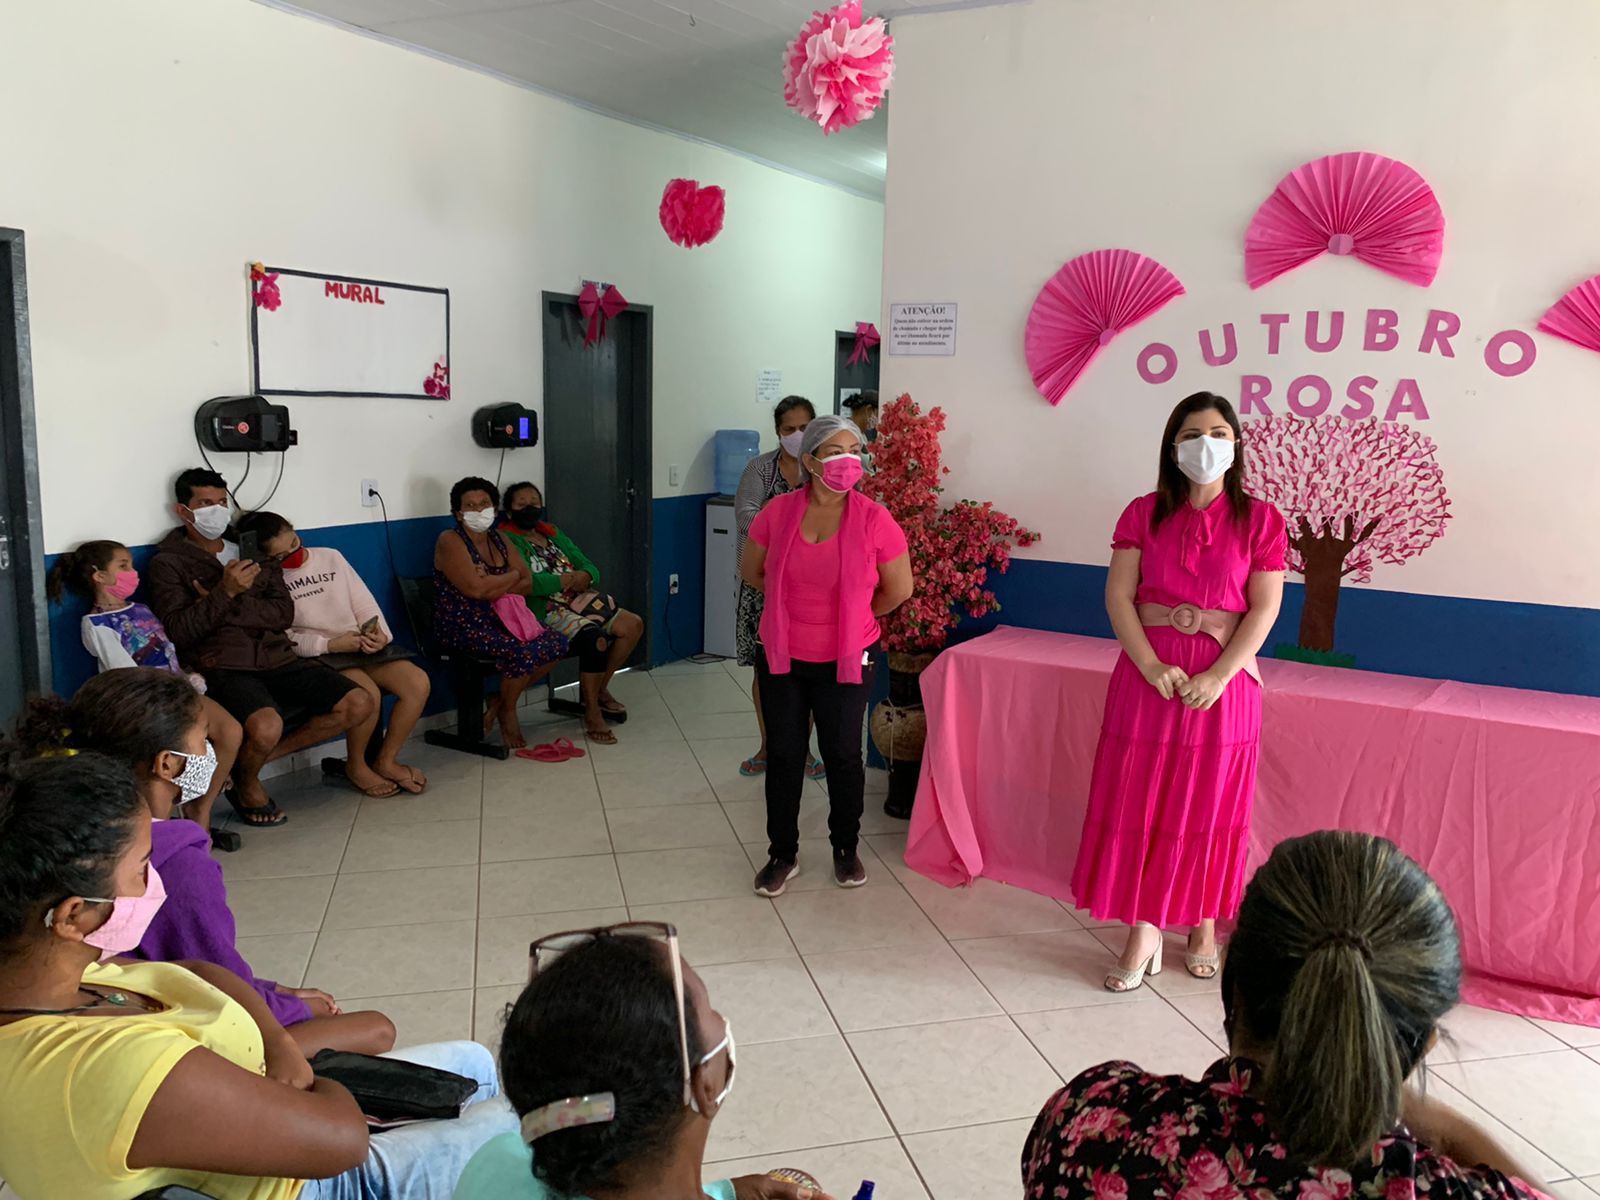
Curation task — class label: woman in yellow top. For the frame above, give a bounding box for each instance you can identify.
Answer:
[0,750,516,1200]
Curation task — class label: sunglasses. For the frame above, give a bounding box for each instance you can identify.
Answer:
[529,920,694,1104]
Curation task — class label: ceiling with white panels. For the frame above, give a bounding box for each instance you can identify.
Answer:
[257,0,989,197]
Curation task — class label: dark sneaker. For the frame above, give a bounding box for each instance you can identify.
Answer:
[832,850,867,888]
[754,858,799,897]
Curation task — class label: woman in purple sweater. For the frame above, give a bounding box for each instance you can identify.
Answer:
[15,668,395,1055]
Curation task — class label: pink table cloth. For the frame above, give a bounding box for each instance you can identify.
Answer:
[905,626,1600,1025]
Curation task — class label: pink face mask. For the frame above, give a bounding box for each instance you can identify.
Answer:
[49,864,168,961]
[106,570,140,601]
[815,454,864,493]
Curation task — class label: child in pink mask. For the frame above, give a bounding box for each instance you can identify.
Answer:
[49,540,242,832]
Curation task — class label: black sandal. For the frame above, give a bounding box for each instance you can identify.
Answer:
[225,788,288,827]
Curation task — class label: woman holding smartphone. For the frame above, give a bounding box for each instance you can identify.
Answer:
[237,512,432,796]
[1070,392,1286,992]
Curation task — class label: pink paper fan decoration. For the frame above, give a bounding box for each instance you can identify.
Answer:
[1025,250,1186,406]
[783,1,894,135]
[659,178,726,248]
[1538,275,1600,353]
[1245,152,1445,289]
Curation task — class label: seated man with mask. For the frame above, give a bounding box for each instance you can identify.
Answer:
[146,468,373,827]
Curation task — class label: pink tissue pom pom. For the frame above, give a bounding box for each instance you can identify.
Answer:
[659,178,726,248]
[783,1,894,135]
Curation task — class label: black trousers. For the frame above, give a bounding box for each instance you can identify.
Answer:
[757,646,877,862]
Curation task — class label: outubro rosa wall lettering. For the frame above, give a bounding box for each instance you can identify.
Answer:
[1135,309,1538,421]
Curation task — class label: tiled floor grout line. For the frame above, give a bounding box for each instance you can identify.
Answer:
[261,665,1600,1195]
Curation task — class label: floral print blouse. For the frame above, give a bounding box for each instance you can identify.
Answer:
[1022,1060,1549,1200]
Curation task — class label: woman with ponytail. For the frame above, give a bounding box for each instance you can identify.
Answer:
[1023,831,1550,1197]
[13,669,395,1057]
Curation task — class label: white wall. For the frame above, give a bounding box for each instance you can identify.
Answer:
[0,0,882,551]
[881,0,1600,609]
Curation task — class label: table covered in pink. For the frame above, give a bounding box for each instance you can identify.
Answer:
[904,626,1600,1025]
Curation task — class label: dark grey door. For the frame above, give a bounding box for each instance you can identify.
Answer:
[0,228,50,725]
[540,292,652,671]
[832,328,880,415]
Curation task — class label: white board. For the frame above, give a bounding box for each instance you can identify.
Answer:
[251,268,450,399]
[888,302,958,356]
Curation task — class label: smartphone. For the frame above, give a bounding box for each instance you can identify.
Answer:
[238,530,262,562]
[360,616,380,636]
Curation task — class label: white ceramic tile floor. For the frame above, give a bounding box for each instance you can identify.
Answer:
[212,659,1600,1197]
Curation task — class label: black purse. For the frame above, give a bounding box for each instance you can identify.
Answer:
[309,1049,477,1122]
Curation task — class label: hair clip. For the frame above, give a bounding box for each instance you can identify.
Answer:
[520,1092,616,1144]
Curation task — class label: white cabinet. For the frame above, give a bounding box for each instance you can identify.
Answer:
[703,497,739,659]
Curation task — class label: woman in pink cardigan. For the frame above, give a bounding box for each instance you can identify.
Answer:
[237,512,432,798]
[740,414,913,895]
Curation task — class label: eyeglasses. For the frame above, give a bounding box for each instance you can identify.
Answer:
[529,920,693,1104]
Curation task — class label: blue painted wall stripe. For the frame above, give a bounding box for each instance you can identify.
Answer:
[44,507,1599,701]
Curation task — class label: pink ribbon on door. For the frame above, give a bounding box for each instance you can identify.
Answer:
[578,282,629,348]
[847,321,880,365]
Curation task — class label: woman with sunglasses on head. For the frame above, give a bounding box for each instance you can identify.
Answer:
[10,668,397,1057]
[0,749,517,1200]
[1024,831,1549,1197]
[739,414,913,896]
[1071,392,1287,992]
[237,510,432,797]
[456,923,833,1200]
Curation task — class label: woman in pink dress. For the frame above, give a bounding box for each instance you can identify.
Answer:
[1071,392,1287,992]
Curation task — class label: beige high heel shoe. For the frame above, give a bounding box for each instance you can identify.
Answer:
[1186,928,1220,979]
[1105,922,1164,993]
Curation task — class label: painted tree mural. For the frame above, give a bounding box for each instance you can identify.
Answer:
[1249,416,1451,653]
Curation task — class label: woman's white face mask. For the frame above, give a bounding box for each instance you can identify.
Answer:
[1175,435,1235,485]
[690,1019,736,1115]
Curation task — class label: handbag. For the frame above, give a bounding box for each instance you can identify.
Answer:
[309,1049,477,1122]
[561,590,620,625]
[491,593,547,642]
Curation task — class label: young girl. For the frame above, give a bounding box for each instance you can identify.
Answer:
[48,539,242,831]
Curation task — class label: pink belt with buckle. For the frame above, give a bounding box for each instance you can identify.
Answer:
[1136,602,1262,686]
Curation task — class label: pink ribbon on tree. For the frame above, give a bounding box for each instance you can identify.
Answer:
[847,321,879,365]
[578,282,629,348]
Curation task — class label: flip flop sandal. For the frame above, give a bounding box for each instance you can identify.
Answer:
[349,778,401,799]
[556,736,594,757]
[740,756,768,777]
[388,767,427,795]
[516,744,569,764]
[805,757,827,782]
[225,788,288,827]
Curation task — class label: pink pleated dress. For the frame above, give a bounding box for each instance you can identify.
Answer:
[1070,492,1288,928]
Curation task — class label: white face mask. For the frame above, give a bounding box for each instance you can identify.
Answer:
[690,1019,736,1115]
[779,431,805,458]
[167,741,219,806]
[461,509,496,533]
[188,504,231,540]
[1175,436,1235,485]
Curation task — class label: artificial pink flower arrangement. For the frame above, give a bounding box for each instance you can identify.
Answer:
[250,262,282,312]
[783,1,894,135]
[659,178,726,248]
[423,357,450,399]
[866,394,1039,652]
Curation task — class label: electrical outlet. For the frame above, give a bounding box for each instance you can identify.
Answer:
[669,464,681,487]
[360,479,379,508]
[669,573,680,595]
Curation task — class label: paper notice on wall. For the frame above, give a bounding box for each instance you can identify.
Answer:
[757,368,784,406]
[888,302,958,356]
